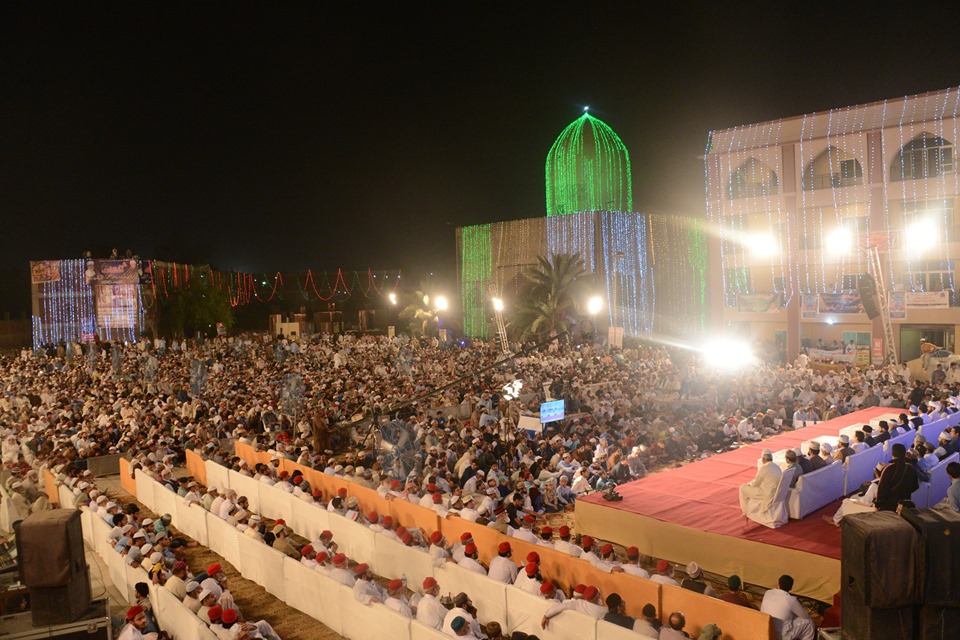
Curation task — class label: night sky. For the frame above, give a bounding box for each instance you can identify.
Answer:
[3,3,960,315]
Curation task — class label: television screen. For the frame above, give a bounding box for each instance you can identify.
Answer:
[540,399,565,423]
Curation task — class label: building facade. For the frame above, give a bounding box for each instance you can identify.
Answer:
[705,87,960,364]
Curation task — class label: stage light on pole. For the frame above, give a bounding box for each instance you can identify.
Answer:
[435,295,449,312]
[587,296,603,316]
[492,297,504,312]
[388,293,397,305]
[905,218,937,253]
[701,338,755,371]
[747,232,778,259]
[825,227,853,257]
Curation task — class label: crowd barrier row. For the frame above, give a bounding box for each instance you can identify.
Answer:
[77,504,219,640]
[119,451,776,640]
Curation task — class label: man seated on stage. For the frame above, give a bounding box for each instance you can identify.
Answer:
[876,443,920,511]
[760,575,815,640]
[738,449,783,516]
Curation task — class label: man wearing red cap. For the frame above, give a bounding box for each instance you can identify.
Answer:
[119,605,160,640]
[539,580,564,601]
[511,514,538,543]
[579,536,599,564]
[310,530,337,557]
[451,531,473,562]
[313,551,331,575]
[416,577,446,629]
[329,487,348,512]
[553,525,581,557]
[457,542,487,575]
[328,553,356,587]
[488,541,518,583]
[428,530,452,567]
[536,525,554,548]
[515,562,544,595]
[622,547,650,578]
[651,560,679,586]
[591,543,624,573]
[352,563,385,604]
[300,544,318,569]
[541,584,605,628]
[384,578,412,617]
[207,605,229,640]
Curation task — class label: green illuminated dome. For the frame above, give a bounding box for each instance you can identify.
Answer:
[545,111,633,216]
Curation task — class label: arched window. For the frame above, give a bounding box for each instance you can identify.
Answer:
[728,158,778,199]
[892,133,954,181]
[802,146,863,190]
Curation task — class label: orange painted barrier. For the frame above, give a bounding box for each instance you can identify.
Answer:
[185,449,207,486]
[44,468,59,506]
[119,458,138,498]
[389,496,441,534]
[660,583,775,640]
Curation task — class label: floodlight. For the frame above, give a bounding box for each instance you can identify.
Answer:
[435,296,449,311]
[701,338,755,371]
[748,233,778,258]
[587,296,603,315]
[905,218,937,253]
[492,297,504,312]
[825,227,853,257]
[388,293,397,305]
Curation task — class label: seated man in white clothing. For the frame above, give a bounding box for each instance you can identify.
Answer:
[540,585,606,628]
[416,577,447,630]
[352,563,384,604]
[827,462,884,526]
[738,449,783,515]
[384,578,413,617]
[760,575,815,640]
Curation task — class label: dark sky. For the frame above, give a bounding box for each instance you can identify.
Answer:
[3,3,960,314]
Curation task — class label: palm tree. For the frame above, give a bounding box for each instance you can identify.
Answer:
[398,290,440,336]
[510,252,591,341]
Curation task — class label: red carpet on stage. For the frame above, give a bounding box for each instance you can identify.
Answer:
[580,407,898,560]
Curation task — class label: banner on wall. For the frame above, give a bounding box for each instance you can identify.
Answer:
[801,295,819,319]
[905,291,949,308]
[819,292,864,314]
[30,260,61,283]
[95,285,138,329]
[737,292,782,313]
[888,291,907,319]
[85,259,141,285]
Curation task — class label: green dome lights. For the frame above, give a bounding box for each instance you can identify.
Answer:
[545,110,633,217]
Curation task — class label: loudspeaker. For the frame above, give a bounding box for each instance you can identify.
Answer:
[14,509,91,626]
[918,605,960,640]
[858,274,881,320]
[900,508,960,605]
[842,512,919,608]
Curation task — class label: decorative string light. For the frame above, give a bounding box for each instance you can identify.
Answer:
[459,223,492,338]
[545,112,632,216]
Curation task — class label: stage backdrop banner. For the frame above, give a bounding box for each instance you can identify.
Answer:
[801,295,819,319]
[906,290,949,308]
[737,292,781,313]
[818,292,863,314]
[87,258,141,284]
[30,260,61,283]
[95,284,138,329]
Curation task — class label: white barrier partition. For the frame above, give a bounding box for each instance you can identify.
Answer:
[206,461,231,493]
[411,620,449,640]
[156,584,213,640]
[135,470,157,511]
[176,502,210,546]
[153,485,179,520]
[373,535,435,590]
[328,514,377,565]
[597,620,643,640]
[228,470,262,514]
[80,508,94,547]
[237,533,287,601]
[107,547,128,603]
[258,482,294,522]
[90,511,114,561]
[920,418,949,442]
[59,485,75,509]
[205,512,243,571]
[338,584,411,640]
[282,557,344,635]
[435,563,508,625]
[506,585,598,640]
[289,495,329,542]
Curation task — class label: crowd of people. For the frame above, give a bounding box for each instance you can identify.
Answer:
[4,330,960,639]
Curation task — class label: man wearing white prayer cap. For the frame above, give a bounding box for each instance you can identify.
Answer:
[738,448,783,515]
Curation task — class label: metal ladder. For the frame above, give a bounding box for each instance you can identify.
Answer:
[866,244,898,365]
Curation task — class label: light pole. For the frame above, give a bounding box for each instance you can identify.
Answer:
[612,251,625,348]
[588,296,603,343]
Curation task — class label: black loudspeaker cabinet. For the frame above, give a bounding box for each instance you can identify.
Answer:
[900,508,960,605]
[858,279,881,320]
[13,509,92,626]
[840,605,915,640]
[842,512,919,608]
[918,605,960,640]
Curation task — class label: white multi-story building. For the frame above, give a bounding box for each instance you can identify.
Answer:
[705,86,960,364]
